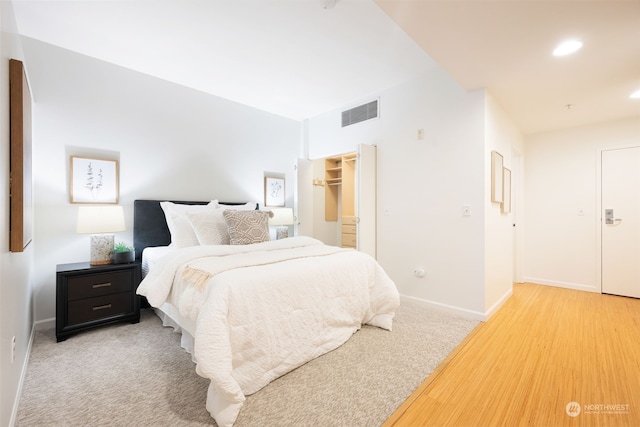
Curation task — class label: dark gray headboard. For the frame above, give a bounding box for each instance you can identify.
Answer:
[133,200,257,260]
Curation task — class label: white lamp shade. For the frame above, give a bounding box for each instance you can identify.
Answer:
[269,208,294,226]
[77,206,126,234]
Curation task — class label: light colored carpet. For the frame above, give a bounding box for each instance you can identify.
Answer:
[16,302,478,426]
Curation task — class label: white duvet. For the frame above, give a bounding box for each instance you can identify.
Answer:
[137,236,400,426]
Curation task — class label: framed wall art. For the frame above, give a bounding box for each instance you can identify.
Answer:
[70,156,119,204]
[502,167,512,214]
[9,59,33,252]
[264,175,285,207]
[491,150,504,203]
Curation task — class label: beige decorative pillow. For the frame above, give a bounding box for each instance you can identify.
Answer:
[223,210,273,245]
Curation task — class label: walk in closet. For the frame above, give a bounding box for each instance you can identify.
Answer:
[300,144,376,257]
[324,152,357,248]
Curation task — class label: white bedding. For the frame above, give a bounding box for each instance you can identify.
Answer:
[141,246,177,277]
[137,236,400,426]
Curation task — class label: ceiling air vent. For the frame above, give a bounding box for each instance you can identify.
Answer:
[341,99,378,127]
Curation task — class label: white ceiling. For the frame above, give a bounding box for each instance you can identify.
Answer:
[11,0,640,135]
[11,0,436,121]
[375,0,640,134]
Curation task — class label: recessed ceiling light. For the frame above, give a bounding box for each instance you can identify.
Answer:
[630,89,640,99]
[553,40,583,56]
[321,0,336,8]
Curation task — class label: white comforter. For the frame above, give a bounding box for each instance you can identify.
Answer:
[137,236,400,426]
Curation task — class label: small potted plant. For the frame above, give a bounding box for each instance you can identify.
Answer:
[112,242,135,264]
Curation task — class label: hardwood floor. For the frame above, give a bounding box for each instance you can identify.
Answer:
[384,283,640,427]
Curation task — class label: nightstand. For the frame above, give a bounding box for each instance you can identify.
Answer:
[56,262,141,342]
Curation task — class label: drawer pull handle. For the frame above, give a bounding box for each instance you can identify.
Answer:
[92,282,112,289]
[93,304,112,311]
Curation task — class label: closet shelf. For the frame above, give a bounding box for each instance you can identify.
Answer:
[324,152,355,223]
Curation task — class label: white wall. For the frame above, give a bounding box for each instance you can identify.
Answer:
[0,3,34,426]
[307,68,488,317]
[524,116,640,291]
[484,93,525,314]
[22,38,302,323]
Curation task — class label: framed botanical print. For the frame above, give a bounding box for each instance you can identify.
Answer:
[70,156,119,203]
[491,150,504,203]
[502,167,512,214]
[264,176,285,207]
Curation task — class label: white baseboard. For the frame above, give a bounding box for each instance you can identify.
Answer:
[400,286,514,322]
[485,287,513,320]
[524,277,599,293]
[400,294,488,321]
[9,322,36,427]
[34,317,55,331]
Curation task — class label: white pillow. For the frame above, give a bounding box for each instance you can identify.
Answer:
[219,202,257,211]
[187,210,229,245]
[160,201,218,247]
[187,202,258,245]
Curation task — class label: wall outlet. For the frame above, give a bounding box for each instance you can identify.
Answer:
[11,336,16,363]
[417,128,425,140]
[462,205,471,216]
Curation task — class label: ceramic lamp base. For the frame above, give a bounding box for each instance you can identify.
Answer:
[89,233,114,265]
[276,226,289,240]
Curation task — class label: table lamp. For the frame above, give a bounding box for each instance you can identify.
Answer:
[269,208,294,239]
[77,205,126,265]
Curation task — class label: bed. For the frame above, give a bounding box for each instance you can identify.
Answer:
[133,199,400,426]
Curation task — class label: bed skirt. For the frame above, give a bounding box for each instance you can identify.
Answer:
[153,303,196,361]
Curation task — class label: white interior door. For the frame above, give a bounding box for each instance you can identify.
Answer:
[601,146,640,298]
[356,144,377,258]
[295,158,313,238]
[512,150,524,283]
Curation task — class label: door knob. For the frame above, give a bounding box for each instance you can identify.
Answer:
[605,209,622,225]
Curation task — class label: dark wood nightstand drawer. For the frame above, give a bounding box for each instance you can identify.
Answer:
[56,262,141,342]
[67,292,134,326]
[67,271,133,301]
